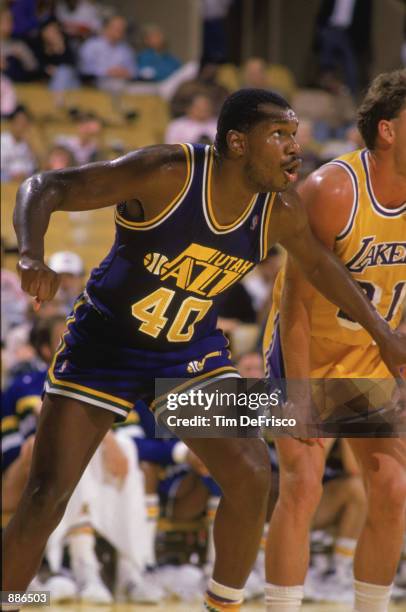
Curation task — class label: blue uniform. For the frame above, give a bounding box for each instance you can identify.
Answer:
[45,144,275,420]
[2,370,44,471]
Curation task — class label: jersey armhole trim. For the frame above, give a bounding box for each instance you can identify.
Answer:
[114,143,193,231]
[260,192,276,260]
[326,160,359,241]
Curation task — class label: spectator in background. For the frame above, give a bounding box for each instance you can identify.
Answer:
[137,23,181,83]
[79,15,137,90]
[241,57,269,89]
[165,93,217,144]
[34,19,79,104]
[315,0,372,95]
[0,56,17,116]
[44,145,76,170]
[47,251,86,314]
[170,61,230,118]
[1,105,37,182]
[201,0,233,63]
[294,119,322,180]
[56,0,102,40]
[0,6,40,82]
[236,352,265,378]
[10,0,55,39]
[55,112,102,164]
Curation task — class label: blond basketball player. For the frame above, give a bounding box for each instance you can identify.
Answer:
[263,69,406,612]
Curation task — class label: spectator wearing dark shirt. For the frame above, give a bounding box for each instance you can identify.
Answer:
[34,19,79,97]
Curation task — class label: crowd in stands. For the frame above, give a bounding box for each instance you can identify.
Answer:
[2,0,406,606]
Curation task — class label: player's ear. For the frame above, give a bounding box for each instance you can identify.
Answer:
[377,118,395,147]
[227,130,245,157]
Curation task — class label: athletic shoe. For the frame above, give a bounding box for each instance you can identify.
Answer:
[27,576,43,592]
[156,564,204,601]
[78,576,113,605]
[44,574,77,602]
[123,573,165,604]
[313,570,353,604]
[245,568,264,600]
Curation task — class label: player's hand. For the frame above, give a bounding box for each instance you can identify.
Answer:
[377,330,406,378]
[17,256,61,306]
[102,432,129,481]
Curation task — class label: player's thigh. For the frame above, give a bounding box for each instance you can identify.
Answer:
[348,437,406,473]
[28,393,116,496]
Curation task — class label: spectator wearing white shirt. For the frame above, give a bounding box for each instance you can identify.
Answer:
[165,93,217,145]
[1,106,37,182]
[56,0,102,39]
[55,112,102,165]
[79,15,136,90]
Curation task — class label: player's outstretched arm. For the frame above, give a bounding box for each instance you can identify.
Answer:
[13,145,187,302]
[273,187,406,377]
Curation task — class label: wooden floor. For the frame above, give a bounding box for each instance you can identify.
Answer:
[25,603,406,611]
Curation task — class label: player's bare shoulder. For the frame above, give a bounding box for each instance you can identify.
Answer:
[298,162,355,237]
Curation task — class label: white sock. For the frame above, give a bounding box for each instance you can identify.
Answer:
[204,578,244,610]
[145,493,159,567]
[334,537,356,577]
[69,530,100,585]
[353,579,393,612]
[206,496,221,568]
[265,583,304,611]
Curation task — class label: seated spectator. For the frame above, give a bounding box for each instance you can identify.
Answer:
[137,23,181,82]
[56,0,102,40]
[0,6,40,82]
[241,57,270,89]
[170,61,230,118]
[0,62,17,117]
[294,118,322,180]
[34,19,80,101]
[1,105,37,182]
[236,351,264,378]
[43,145,76,170]
[165,93,217,144]
[79,15,137,89]
[55,112,103,164]
[10,0,54,39]
[47,251,86,314]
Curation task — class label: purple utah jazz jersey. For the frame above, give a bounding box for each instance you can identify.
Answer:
[85,143,275,351]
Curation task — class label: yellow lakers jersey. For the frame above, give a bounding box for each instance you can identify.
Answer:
[271,149,406,347]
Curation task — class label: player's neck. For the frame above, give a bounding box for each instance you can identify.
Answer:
[367,150,406,208]
[211,156,257,222]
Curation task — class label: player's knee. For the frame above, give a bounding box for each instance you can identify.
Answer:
[281,466,323,515]
[26,474,71,525]
[220,448,271,510]
[368,470,406,519]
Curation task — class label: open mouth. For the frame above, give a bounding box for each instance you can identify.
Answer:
[282,159,301,183]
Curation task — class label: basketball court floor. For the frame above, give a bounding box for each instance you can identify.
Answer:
[26,603,406,611]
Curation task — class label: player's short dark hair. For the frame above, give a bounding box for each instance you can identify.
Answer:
[357,69,406,150]
[215,88,291,156]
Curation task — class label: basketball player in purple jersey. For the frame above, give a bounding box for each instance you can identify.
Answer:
[4,89,406,612]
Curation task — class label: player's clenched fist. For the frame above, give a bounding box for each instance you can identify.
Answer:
[17,255,61,303]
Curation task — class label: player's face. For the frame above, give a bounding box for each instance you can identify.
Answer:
[245,106,301,192]
[393,107,406,178]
